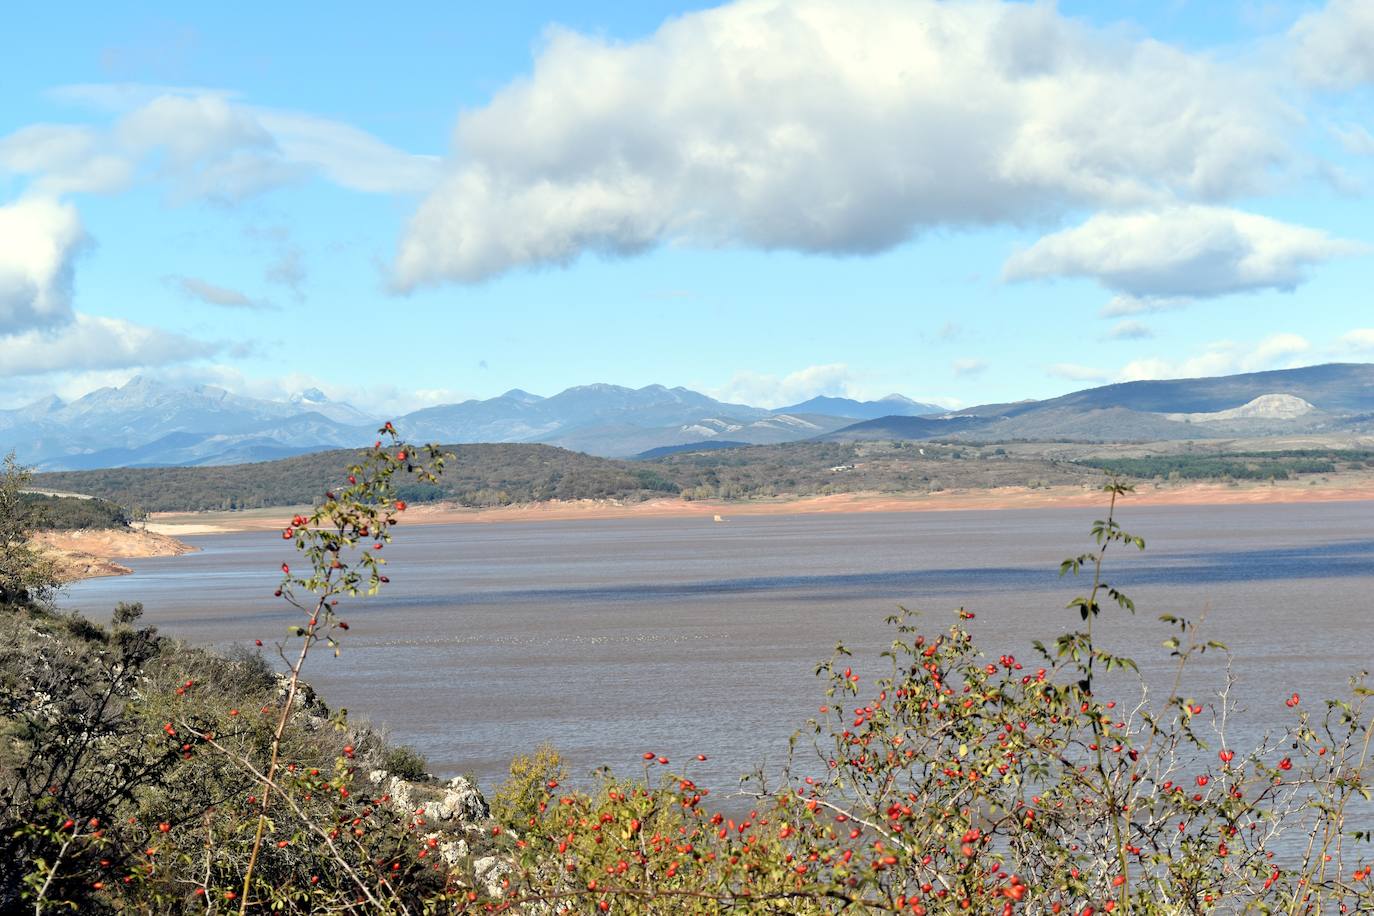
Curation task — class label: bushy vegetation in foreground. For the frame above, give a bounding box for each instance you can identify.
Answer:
[6,436,1373,913]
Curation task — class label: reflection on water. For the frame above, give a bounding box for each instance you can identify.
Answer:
[62,501,1374,794]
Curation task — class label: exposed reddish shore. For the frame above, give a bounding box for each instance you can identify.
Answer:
[145,476,1374,535]
[46,478,1370,580]
[35,527,198,580]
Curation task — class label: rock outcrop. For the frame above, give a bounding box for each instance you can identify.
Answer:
[367,769,513,896]
[1165,393,1316,423]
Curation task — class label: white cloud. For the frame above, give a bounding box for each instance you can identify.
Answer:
[103,364,462,417]
[0,125,134,194]
[0,88,439,203]
[168,275,267,310]
[118,94,273,169]
[1118,333,1311,382]
[1339,328,1374,351]
[115,94,311,203]
[254,111,441,194]
[247,223,308,299]
[0,196,87,333]
[711,362,855,407]
[265,247,306,298]
[952,358,988,377]
[1249,332,1312,366]
[1117,355,1229,383]
[0,358,474,416]
[1005,205,1364,298]
[1106,320,1152,340]
[1048,363,1110,382]
[393,0,1290,286]
[1332,123,1374,156]
[1290,0,1374,89]
[1099,294,1191,317]
[0,314,219,378]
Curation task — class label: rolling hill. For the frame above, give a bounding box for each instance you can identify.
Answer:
[825,363,1374,444]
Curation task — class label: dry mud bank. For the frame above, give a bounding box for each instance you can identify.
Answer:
[35,528,197,580]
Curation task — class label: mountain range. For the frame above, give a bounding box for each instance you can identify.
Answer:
[825,363,1374,444]
[4,364,1372,470]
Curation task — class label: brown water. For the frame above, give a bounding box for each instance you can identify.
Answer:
[62,502,1374,794]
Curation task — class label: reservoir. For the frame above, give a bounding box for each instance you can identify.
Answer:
[63,500,1374,794]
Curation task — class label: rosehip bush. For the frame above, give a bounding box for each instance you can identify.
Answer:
[5,429,478,914]
[478,483,1373,914]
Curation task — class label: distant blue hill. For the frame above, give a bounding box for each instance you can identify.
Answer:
[777,394,945,419]
[826,363,1374,443]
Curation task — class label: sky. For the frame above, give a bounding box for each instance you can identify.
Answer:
[2,0,1372,414]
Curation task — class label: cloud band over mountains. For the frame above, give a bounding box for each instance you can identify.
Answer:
[393,0,1311,292]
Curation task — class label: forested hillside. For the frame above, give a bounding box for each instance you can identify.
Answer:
[33,440,1373,514]
[35,441,1093,511]
[20,493,131,529]
[32,444,680,512]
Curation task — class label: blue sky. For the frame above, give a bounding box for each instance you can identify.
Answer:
[2,0,1372,413]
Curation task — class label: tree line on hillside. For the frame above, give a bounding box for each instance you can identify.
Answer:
[33,441,1090,513]
[32,444,681,513]
[30,442,1372,516]
[20,493,132,530]
[1077,449,1374,482]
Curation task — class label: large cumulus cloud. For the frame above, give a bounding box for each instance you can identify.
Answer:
[393,0,1293,287]
[0,314,220,378]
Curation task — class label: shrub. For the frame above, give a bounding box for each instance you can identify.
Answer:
[491,743,568,828]
[382,744,431,782]
[486,483,1374,913]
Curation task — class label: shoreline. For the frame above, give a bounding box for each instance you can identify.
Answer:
[145,476,1374,535]
[48,477,1374,581]
[35,527,199,581]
